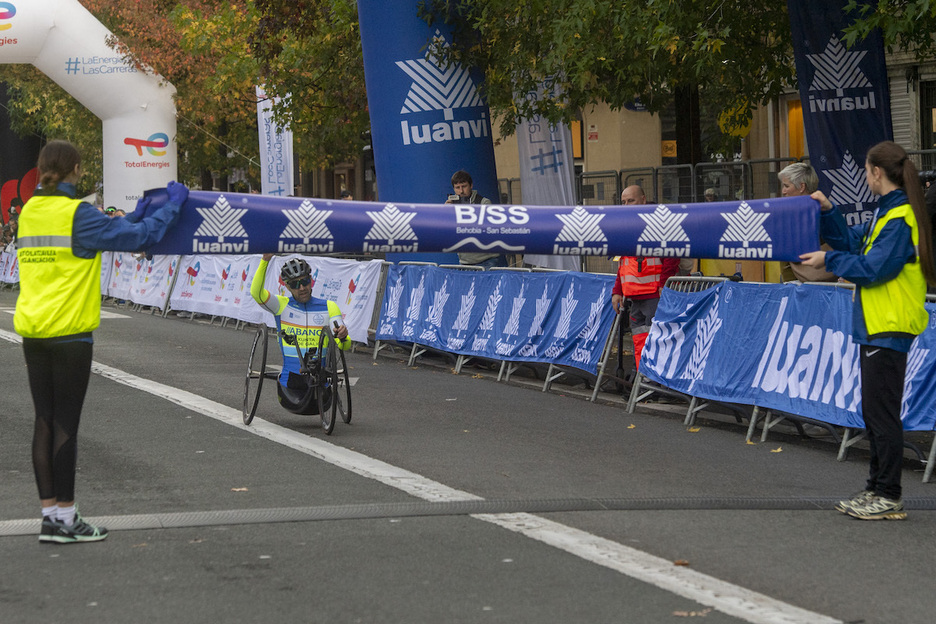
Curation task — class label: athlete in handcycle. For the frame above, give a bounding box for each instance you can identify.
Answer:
[243,253,352,433]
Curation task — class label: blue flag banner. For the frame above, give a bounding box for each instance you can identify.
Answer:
[376,265,616,374]
[358,0,499,263]
[788,0,892,225]
[641,282,936,431]
[143,190,820,261]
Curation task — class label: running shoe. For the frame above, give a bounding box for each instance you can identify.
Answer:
[834,490,874,514]
[50,511,108,543]
[38,516,60,544]
[846,496,907,521]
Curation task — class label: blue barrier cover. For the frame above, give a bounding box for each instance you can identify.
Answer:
[641,282,936,431]
[143,190,820,261]
[376,265,617,374]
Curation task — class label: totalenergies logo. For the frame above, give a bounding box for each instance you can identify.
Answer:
[0,3,16,32]
[125,133,169,157]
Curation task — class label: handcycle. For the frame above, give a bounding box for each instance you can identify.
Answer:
[242,322,352,434]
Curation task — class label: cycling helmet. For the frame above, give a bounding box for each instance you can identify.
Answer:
[280,258,311,281]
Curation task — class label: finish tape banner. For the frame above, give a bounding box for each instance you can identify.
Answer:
[376,265,617,374]
[144,190,820,261]
[641,282,936,430]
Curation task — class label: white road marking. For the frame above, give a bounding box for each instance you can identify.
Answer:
[0,327,839,624]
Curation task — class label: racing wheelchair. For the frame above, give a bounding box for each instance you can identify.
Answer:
[242,322,352,434]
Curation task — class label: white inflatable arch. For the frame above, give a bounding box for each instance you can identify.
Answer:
[0,0,177,210]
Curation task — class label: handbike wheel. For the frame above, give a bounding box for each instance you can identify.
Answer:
[243,327,268,425]
[335,348,352,424]
[317,327,338,435]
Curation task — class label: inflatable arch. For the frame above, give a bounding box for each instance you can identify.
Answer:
[0,0,177,210]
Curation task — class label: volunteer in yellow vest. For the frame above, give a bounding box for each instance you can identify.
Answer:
[15,140,187,544]
[800,141,936,522]
[611,185,681,368]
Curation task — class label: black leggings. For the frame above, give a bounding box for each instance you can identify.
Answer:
[22,337,93,502]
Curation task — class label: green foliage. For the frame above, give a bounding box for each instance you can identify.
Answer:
[842,1,936,58]
[418,0,797,137]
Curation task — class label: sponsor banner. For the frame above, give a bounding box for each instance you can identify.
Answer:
[165,254,381,343]
[257,255,383,344]
[143,189,820,261]
[376,265,617,374]
[517,81,581,271]
[103,251,136,300]
[128,254,177,309]
[169,255,262,321]
[0,248,17,282]
[256,85,294,197]
[788,0,892,225]
[641,282,936,430]
[357,1,498,205]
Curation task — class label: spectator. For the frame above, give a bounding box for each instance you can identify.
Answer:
[445,170,507,268]
[704,188,718,202]
[801,141,936,521]
[340,190,353,200]
[778,163,836,283]
[611,185,681,369]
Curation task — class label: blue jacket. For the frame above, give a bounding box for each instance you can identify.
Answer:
[820,189,919,352]
[35,183,181,259]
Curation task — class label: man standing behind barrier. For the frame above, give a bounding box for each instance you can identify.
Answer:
[778,163,837,283]
[445,170,508,268]
[611,185,681,369]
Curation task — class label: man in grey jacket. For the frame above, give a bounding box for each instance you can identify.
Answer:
[446,170,508,268]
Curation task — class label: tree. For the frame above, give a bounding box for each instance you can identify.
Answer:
[842,1,936,58]
[417,0,797,137]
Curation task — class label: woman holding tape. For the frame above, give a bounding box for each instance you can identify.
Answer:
[800,141,936,521]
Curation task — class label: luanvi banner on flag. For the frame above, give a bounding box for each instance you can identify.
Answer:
[142,190,820,261]
[788,0,892,225]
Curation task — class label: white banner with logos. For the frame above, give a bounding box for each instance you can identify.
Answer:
[255,255,383,343]
[128,254,179,308]
[169,255,265,322]
[256,85,294,197]
[165,254,381,343]
[0,249,18,283]
[517,82,581,271]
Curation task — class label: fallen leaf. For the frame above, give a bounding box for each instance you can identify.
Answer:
[627,424,636,429]
[746,440,757,445]
[472,373,483,379]
[673,559,690,566]
[231,487,248,492]
[687,427,700,433]
[771,447,783,453]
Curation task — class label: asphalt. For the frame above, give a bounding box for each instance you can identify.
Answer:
[1,288,935,624]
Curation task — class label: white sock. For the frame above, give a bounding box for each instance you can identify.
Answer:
[41,506,57,519]
[56,505,76,527]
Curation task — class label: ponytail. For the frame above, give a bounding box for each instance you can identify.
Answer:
[866,141,936,286]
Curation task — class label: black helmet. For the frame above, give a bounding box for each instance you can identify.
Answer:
[280,258,311,282]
